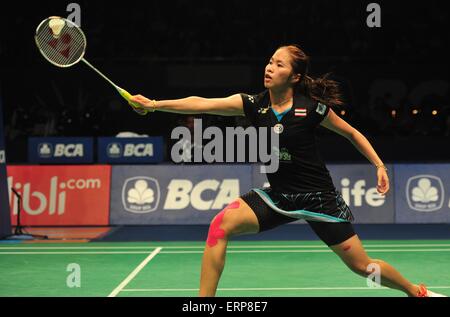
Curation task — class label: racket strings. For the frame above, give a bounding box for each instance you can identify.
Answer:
[35,18,86,67]
[35,16,148,116]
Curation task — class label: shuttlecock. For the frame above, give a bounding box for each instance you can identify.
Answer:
[49,17,65,39]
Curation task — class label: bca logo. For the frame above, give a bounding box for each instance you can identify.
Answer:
[406,175,444,212]
[107,143,122,158]
[54,144,84,157]
[38,143,53,158]
[123,144,154,157]
[122,177,160,213]
[39,143,84,157]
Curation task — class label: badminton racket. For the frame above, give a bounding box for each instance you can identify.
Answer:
[34,16,148,115]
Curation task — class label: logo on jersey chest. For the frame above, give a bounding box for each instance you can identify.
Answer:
[258,106,270,114]
[273,123,284,134]
[273,147,292,162]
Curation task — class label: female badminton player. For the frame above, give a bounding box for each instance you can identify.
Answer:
[130,45,445,297]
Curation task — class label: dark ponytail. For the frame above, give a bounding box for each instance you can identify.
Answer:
[280,45,344,107]
[300,73,344,107]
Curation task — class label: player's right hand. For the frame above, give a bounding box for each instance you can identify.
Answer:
[129,103,149,115]
[129,94,156,115]
[130,95,152,108]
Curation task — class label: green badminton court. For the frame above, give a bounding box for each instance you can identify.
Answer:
[1,240,449,297]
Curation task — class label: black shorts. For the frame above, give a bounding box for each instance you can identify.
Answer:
[240,188,356,246]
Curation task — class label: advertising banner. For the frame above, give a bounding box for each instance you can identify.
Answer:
[97,137,164,164]
[28,137,94,164]
[110,164,398,225]
[394,164,450,223]
[7,165,110,226]
[110,164,252,224]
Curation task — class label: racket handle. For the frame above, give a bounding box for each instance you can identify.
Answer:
[117,88,149,115]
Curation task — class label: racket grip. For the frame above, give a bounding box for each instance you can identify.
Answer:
[118,88,149,115]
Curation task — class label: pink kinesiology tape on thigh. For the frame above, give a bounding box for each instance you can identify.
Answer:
[206,201,240,247]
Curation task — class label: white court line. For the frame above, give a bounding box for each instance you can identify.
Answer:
[3,244,450,250]
[122,286,450,292]
[3,249,450,255]
[108,247,162,297]
[160,249,450,254]
[149,244,450,249]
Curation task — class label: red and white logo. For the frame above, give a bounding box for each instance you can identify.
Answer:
[7,165,111,225]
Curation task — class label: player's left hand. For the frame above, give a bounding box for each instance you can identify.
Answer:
[376,167,390,196]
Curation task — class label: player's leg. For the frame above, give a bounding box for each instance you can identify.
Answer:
[330,234,421,296]
[199,189,297,297]
[309,222,420,296]
[199,198,259,297]
[307,188,446,297]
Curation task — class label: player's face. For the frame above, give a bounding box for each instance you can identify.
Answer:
[264,48,299,90]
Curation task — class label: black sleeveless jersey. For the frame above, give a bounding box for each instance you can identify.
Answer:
[240,90,336,193]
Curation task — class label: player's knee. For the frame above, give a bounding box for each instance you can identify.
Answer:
[351,264,368,276]
[206,201,241,247]
[348,260,373,276]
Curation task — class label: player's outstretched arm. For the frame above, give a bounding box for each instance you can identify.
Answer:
[320,108,389,195]
[129,94,244,116]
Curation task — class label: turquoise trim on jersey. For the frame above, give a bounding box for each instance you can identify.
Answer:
[252,188,346,223]
[272,107,291,122]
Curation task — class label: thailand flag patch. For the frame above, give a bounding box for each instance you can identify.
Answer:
[294,108,307,117]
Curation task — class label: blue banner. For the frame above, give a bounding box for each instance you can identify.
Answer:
[110,163,398,225]
[28,137,94,163]
[394,164,450,223]
[110,164,253,225]
[0,95,12,237]
[98,137,164,164]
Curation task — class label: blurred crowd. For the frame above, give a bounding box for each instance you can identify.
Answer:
[1,0,449,162]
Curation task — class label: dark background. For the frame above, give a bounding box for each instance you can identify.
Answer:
[1,0,449,163]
